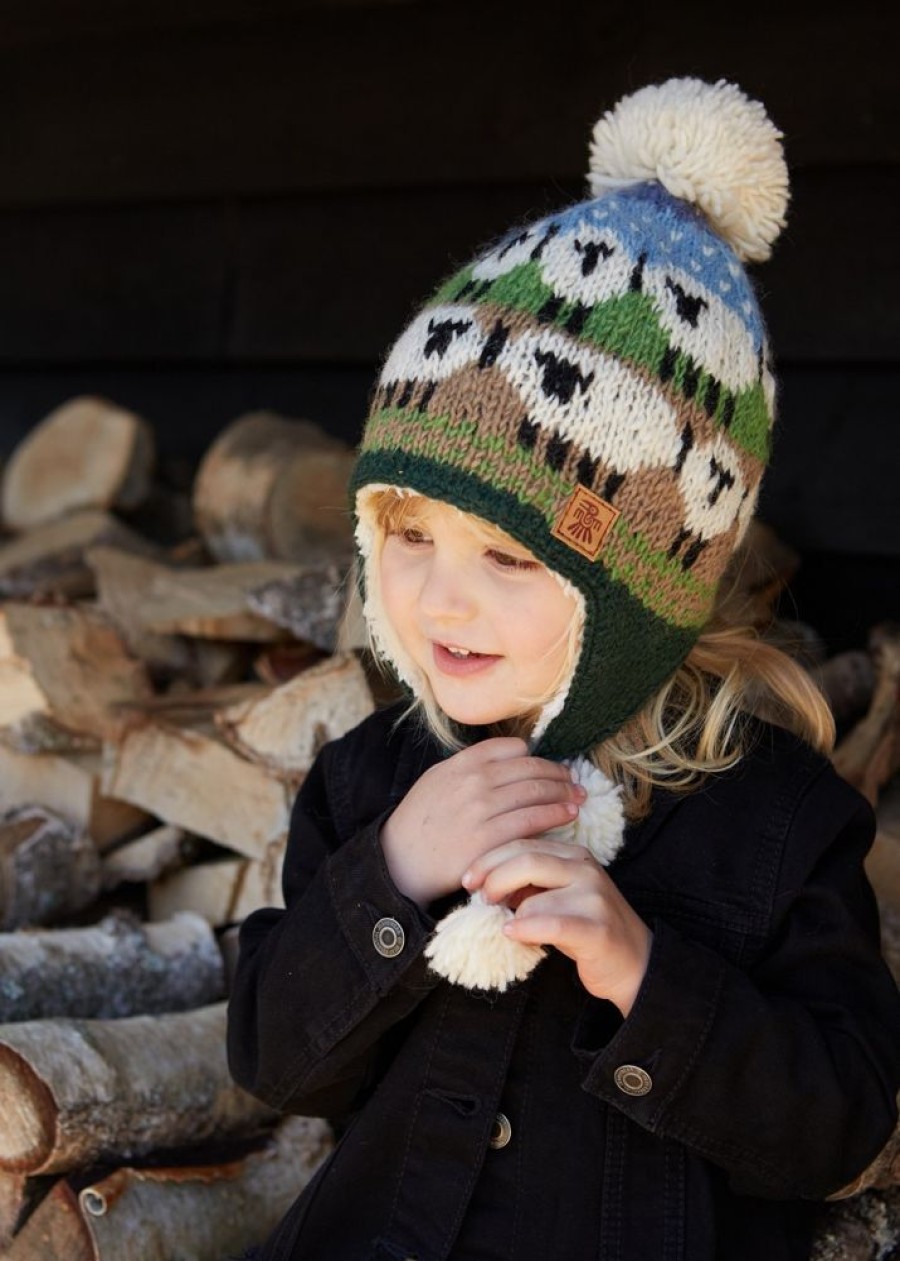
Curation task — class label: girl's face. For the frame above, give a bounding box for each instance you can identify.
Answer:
[378,497,579,728]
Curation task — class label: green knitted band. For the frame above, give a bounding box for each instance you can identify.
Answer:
[361,405,717,630]
[351,450,698,756]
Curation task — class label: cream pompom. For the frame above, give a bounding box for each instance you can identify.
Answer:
[588,77,788,263]
[424,892,545,993]
[424,759,626,992]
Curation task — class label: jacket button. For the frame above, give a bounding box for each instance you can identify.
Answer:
[372,917,405,958]
[489,1112,512,1149]
[614,1064,653,1096]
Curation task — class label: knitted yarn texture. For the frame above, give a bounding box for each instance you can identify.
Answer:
[352,78,789,758]
[424,758,626,992]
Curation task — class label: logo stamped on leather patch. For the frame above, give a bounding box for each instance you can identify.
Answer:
[551,486,620,561]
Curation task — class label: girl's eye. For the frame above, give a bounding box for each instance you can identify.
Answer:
[399,527,431,546]
[487,548,540,571]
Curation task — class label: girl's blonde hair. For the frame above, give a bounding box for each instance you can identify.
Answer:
[364,489,834,820]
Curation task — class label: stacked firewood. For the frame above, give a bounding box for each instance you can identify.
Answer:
[0,402,376,1259]
[0,399,896,1259]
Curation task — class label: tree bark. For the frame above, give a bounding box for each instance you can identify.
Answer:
[192,412,355,563]
[0,1003,273,1175]
[6,1117,331,1261]
[0,911,224,1022]
[0,744,149,851]
[0,806,100,930]
[245,561,352,652]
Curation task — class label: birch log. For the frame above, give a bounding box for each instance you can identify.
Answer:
[0,744,149,851]
[246,562,350,652]
[88,546,300,642]
[0,911,224,1022]
[1,397,155,532]
[0,1173,54,1249]
[193,412,356,563]
[0,604,152,753]
[6,1117,331,1261]
[0,807,100,930]
[149,848,285,926]
[0,1003,273,1175]
[78,1117,331,1261]
[0,509,155,601]
[215,651,373,777]
[101,722,292,857]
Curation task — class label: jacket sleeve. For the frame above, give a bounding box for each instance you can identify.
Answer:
[573,766,900,1200]
[226,737,441,1119]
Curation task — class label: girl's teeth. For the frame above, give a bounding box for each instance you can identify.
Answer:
[447,647,471,658]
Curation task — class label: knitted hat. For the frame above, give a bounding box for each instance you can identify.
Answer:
[351,78,789,759]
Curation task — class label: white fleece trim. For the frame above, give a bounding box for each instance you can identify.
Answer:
[355,484,585,750]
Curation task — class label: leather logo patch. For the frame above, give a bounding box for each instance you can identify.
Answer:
[551,486,620,561]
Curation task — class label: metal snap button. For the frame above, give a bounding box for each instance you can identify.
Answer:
[489,1111,512,1149]
[372,917,405,958]
[614,1064,653,1096]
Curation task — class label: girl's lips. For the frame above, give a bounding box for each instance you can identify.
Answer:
[431,642,501,677]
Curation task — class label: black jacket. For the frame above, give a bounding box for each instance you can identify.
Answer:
[227,705,900,1261]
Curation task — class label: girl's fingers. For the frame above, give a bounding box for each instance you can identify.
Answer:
[483,775,585,821]
[464,843,597,897]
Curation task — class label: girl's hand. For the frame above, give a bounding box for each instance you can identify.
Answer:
[380,738,586,908]
[461,839,652,1017]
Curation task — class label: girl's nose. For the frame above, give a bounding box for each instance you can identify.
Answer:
[418,556,475,622]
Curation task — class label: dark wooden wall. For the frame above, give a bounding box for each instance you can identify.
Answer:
[0,0,897,644]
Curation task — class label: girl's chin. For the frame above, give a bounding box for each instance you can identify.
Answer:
[429,690,527,729]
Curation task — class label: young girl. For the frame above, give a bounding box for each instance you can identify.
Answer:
[227,78,900,1260]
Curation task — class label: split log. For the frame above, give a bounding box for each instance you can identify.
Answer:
[0,604,152,753]
[88,545,300,641]
[7,1117,331,1261]
[833,628,900,806]
[86,546,193,676]
[149,847,284,926]
[0,911,224,1022]
[0,1173,54,1249]
[246,561,352,652]
[0,744,149,851]
[101,722,292,857]
[0,807,100,930]
[192,412,356,564]
[101,825,190,888]
[0,509,156,601]
[0,1002,273,1176]
[216,651,373,778]
[1,397,155,532]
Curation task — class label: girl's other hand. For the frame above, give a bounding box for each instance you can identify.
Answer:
[380,738,586,909]
[461,839,652,1017]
